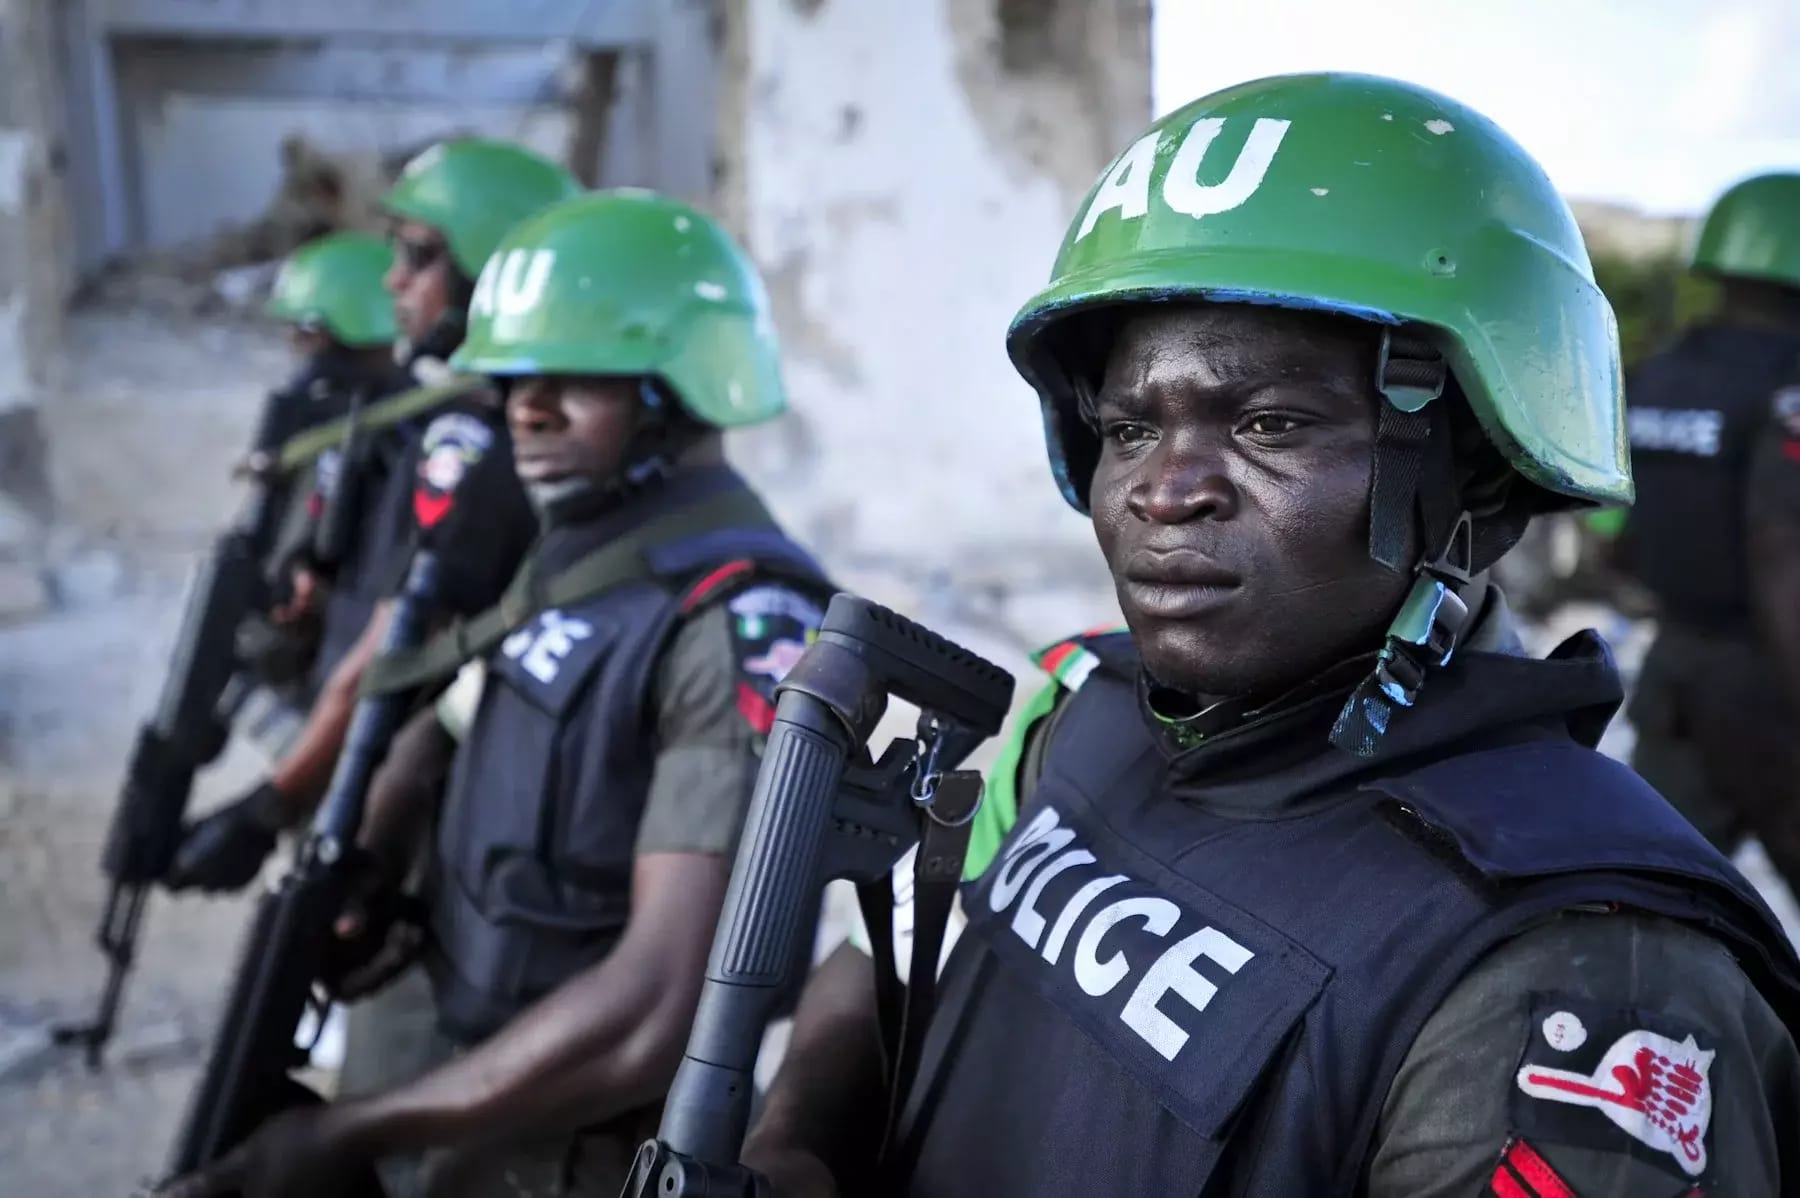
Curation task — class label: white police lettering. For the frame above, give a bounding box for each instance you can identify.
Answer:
[1628,407,1724,457]
[988,806,1076,911]
[1076,117,1291,241]
[470,248,556,320]
[1122,927,1253,1060]
[501,609,595,684]
[988,804,1254,1061]
[1075,896,1181,997]
[1162,117,1291,221]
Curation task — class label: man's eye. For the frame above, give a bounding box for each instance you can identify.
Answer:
[1103,421,1156,447]
[1243,413,1301,436]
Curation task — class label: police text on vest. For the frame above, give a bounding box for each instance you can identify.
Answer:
[987,806,1253,1061]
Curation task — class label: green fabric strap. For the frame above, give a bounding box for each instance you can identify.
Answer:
[965,677,1061,880]
[275,376,486,475]
[359,488,776,697]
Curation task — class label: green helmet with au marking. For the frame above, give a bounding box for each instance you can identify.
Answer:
[450,189,786,428]
[1692,173,1800,291]
[265,232,396,347]
[382,139,582,278]
[1009,71,1628,515]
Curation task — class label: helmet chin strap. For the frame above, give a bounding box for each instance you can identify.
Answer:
[1330,329,1475,757]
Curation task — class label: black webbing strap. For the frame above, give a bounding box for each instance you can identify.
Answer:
[358,488,775,697]
[1334,331,1470,756]
[1368,404,1431,570]
[1367,331,1448,570]
[879,809,971,1158]
[855,773,981,1164]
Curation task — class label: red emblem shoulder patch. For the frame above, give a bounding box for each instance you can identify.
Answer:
[1509,994,1716,1182]
[413,412,494,531]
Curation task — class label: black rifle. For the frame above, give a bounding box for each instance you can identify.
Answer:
[56,382,313,1066]
[310,388,371,575]
[626,595,1014,1197]
[164,549,441,1189]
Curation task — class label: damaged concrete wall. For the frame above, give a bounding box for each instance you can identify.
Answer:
[0,0,72,617]
[720,0,1152,678]
[0,0,69,516]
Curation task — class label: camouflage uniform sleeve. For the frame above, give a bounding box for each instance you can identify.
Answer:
[634,584,825,857]
[1366,910,1799,1197]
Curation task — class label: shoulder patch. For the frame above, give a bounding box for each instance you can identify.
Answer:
[723,583,826,735]
[1510,992,1715,1181]
[1771,386,1800,463]
[1033,624,1128,692]
[414,411,494,529]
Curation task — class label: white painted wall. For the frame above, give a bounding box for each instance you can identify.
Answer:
[726,0,1151,684]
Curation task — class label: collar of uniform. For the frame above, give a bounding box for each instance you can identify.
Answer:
[1143,579,1545,815]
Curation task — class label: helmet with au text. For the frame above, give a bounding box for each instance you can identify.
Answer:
[450,189,786,428]
[1009,72,1628,516]
[1691,172,1800,292]
[265,232,396,347]
[382,139,582,278]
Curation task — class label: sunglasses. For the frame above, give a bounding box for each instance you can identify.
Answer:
[391,235,448,273]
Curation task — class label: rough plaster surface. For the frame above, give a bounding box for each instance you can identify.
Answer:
[722,0,1152,691]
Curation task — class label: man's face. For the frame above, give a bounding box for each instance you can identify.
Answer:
[506,376,640,488]
[385,219,455,347]
[1088,304,1412,701]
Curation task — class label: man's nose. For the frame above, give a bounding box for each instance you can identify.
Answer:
[1129,438,1239,524]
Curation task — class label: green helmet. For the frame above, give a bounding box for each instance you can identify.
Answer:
[1010,72,1628,515]
[265,232,396,347]
[1692,173,1800,291]
[450,189,785,428]
[382,139,582,278]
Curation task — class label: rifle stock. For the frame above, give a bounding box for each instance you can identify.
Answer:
[627,595,1013,1197]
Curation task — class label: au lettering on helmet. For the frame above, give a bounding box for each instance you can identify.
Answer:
[1077,116,1292,241]
[470,249,556,321]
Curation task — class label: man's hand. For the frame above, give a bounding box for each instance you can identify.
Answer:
[156,1104,373,1198]
[165,782,288,893]
[739,1141,841,1198]
[325,854,427,1001]
[270,568,321,626]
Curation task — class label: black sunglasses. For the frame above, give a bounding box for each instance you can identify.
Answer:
[391,234,448,273]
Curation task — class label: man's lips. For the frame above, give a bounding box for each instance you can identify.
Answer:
[1120,548,1241,618]
[512,450,570,481]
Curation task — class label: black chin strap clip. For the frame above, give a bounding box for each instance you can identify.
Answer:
[1333,330,1472,757]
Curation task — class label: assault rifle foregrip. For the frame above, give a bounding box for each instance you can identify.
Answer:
[639,596,1012,1194]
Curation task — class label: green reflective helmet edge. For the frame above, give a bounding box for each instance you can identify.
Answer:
[1692,173,1800,291]
[382,139,582,278]
[265,231,397,348]
[1008,72,1631,516]
[449,189,786,429]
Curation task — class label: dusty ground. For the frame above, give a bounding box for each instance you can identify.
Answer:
[0,300,289,1195]
[0,302,1795,1196]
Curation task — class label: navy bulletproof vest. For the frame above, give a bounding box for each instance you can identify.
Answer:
[425,470,825,1043]
[1624,325,1800,630]
[894,652,1799,1197]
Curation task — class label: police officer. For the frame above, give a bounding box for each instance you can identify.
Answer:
[741,75,1800,1196]
[234,231,411,738]
[1622,173,1800,895]
[166,139,571,892]
[161,190,831,1198]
